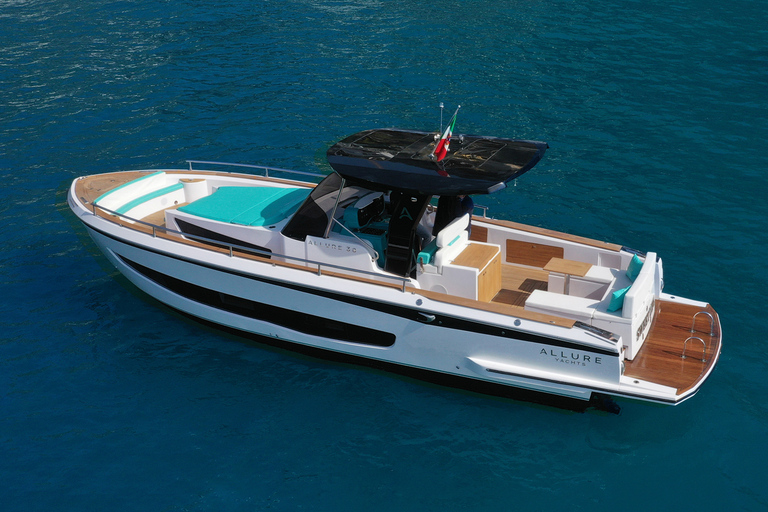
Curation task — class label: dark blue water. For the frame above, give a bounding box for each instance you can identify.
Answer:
[2,0,767,510]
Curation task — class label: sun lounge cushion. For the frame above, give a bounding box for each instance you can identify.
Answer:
[179,186,310,226]
[94,171,167,211]
[115,183,184,215]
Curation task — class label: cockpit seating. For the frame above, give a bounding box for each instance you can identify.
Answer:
[418,213,470,272]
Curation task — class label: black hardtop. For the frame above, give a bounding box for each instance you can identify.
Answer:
[326,128,548,196]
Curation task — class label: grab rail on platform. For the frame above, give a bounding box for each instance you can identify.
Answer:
[682,336,707,362]
[691,311,715,336]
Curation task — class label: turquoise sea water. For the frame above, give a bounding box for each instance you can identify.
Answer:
[2,0,767,510]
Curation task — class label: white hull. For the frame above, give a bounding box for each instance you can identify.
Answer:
[67,166,721,409]
[90,227,621,401]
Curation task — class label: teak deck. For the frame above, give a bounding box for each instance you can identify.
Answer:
[624,301,721,394]
[492,265,549,307]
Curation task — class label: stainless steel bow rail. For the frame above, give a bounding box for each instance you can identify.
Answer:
[186,160,326,180]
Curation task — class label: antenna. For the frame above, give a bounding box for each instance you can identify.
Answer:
[439,102,444,133]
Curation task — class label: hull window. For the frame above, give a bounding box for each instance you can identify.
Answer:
[119,256,396,347]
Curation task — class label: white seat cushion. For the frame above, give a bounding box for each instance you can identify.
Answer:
[433,214,470,270]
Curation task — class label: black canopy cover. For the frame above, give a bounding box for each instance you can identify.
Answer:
[326,128,548,196]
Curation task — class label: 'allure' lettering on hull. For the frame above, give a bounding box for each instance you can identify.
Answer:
[540,348,602,367]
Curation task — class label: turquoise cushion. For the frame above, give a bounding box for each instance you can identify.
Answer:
[626,254,643,281]
[343,207,362,230]
[115,183,183,215]
[179,186,309,226]
[607,285,631,312]
[417,239,438,265]
[94,171,165,205]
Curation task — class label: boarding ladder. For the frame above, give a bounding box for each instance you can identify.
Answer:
[682,311,715,362]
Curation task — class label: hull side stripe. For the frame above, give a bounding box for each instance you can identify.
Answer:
[120,255,396,347]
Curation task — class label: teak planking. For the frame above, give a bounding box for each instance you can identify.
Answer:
[492,265,549,307]
[543,257,592,277]
[506,239,564,267]
[624,300,721,395]
[452,243,498,270]
[478,253,502,303]
[453,244,504,303]
[469,225,488,243]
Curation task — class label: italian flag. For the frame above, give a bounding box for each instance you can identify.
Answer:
[433,106,460,162]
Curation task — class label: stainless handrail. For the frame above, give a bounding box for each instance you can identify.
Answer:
[691,311,715,336]
[682,336,707,362]
[88,201,410,290]
[186,160,325,179]
[331,217,379,262]
[473,204,489,218]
